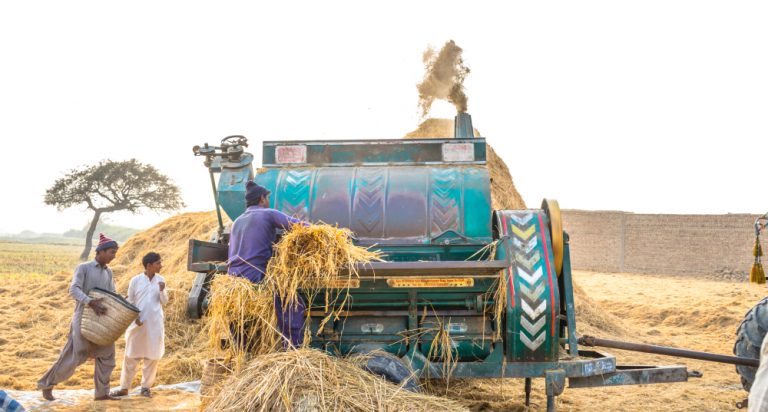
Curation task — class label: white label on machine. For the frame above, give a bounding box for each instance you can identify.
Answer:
[442,143,474,162]
[276,145,307,164]
[361,323,385,334]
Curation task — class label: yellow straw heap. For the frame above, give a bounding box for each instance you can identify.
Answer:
[267,223,383,335]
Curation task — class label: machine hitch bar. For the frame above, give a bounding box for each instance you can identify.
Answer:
[578,335,759,368]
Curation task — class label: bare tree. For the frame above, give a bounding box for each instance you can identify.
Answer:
[45,159,185,260]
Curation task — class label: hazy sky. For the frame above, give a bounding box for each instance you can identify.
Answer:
[1,1,766,234]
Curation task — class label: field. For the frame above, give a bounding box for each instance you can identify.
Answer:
[1,239,764,411]
[0,242,81,277]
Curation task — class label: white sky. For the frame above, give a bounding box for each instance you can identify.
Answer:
[1,1,766,234]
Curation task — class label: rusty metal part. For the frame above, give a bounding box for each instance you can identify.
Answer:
[524,377,532,406]
[736,398,748,409]
[568,364,692,388]
[579,335,759,367]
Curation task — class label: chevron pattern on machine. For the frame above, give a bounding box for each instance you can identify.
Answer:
[509,211,547,352]
[279,169,311,220]
[430,168,460,236]
[353,168,386,237]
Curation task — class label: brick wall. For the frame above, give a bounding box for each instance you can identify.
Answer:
[561,210,767,275]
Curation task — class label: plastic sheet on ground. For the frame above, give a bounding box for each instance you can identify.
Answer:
[5,381,200,411]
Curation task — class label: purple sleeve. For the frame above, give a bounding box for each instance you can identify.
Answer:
[270,210,308,230]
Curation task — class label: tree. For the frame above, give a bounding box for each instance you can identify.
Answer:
[45,159,185,260]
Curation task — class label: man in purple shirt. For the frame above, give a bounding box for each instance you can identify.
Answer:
[228,181,308,347]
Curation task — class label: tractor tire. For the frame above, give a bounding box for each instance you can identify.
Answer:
[734,296,768,392]
[363,354,420,392]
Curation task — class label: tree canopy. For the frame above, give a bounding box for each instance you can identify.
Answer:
[45,159,185,259]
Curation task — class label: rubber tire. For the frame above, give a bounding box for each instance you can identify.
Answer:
[363,354,420,392]
[734,297,768,392]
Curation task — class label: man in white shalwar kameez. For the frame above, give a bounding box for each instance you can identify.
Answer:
[111,252,168,398]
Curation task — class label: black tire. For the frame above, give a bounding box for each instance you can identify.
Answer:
[363,354,420,392]
[734,296,768,392]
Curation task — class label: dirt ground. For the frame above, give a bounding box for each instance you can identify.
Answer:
[3,269,764,411]
[438,270,766,411]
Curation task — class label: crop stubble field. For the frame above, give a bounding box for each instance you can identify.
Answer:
[0,239,765,411]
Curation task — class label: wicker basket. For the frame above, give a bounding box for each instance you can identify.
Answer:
[80,287,139,346]
[201,358,231,397]
[200,358,231,409]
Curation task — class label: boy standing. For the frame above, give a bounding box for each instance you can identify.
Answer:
[112,252,168,398]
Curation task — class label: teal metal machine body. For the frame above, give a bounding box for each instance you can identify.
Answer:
[187,114,692,410]
[212,135,563,364]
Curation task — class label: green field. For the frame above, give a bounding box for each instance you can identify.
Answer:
[0,241,82,277]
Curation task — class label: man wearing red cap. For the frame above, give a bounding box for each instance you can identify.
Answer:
[228,181,308,347]
[38,233,121,401]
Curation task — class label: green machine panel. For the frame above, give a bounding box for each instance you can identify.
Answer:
[253,165,492,244]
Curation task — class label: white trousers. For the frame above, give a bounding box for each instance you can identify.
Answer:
[119,357,159,390]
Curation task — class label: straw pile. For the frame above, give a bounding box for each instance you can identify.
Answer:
[267,224,382,332]
[571,281,628,337]
[205,276,281,374]
[204,348,467,412]
[404,118,526,210]
[203,224,382,380]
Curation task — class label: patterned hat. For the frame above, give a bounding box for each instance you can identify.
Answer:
[245,181,270,203]
[95,233,119,252]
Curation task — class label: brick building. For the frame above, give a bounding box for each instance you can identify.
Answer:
[561,210,767,275]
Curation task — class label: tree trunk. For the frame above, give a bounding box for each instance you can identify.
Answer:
[80,210,102,261]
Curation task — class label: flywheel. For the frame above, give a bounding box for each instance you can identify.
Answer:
[541,199,564,276]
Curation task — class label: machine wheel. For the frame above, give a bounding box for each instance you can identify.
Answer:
[734,297,768,391]
[362,353,420,392]
[541,199,564,276]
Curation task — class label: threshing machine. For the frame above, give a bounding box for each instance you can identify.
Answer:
[185,113,758,410]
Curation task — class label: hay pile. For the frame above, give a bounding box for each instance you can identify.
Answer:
[571,281,628,337]
[204,348,467,412]
[205,276,280,374]
[205,224,382,372]
[0,272,79,390]
[404,118,526,210]
[268,224,382,328]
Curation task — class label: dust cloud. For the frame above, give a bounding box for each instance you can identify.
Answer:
[417,40,470,117]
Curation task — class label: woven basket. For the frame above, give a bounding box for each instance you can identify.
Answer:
[200,358,231,409]
[80,287,139,346]
[201,358,231,397]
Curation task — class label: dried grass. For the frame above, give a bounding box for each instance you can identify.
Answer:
[204,348,467,412]
[425,316,459,385]
[467,239,506,342]
[392,308,461,387]
[490,273,508,342]
[204,223,383,380]
[266,223,383,338]
[205,275,281,373]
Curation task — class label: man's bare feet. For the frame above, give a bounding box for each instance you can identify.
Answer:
[42,388,55,401]
[94,395,121,401]
[109,388,129,397]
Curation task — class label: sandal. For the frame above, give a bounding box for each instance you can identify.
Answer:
[109,388,129,397]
